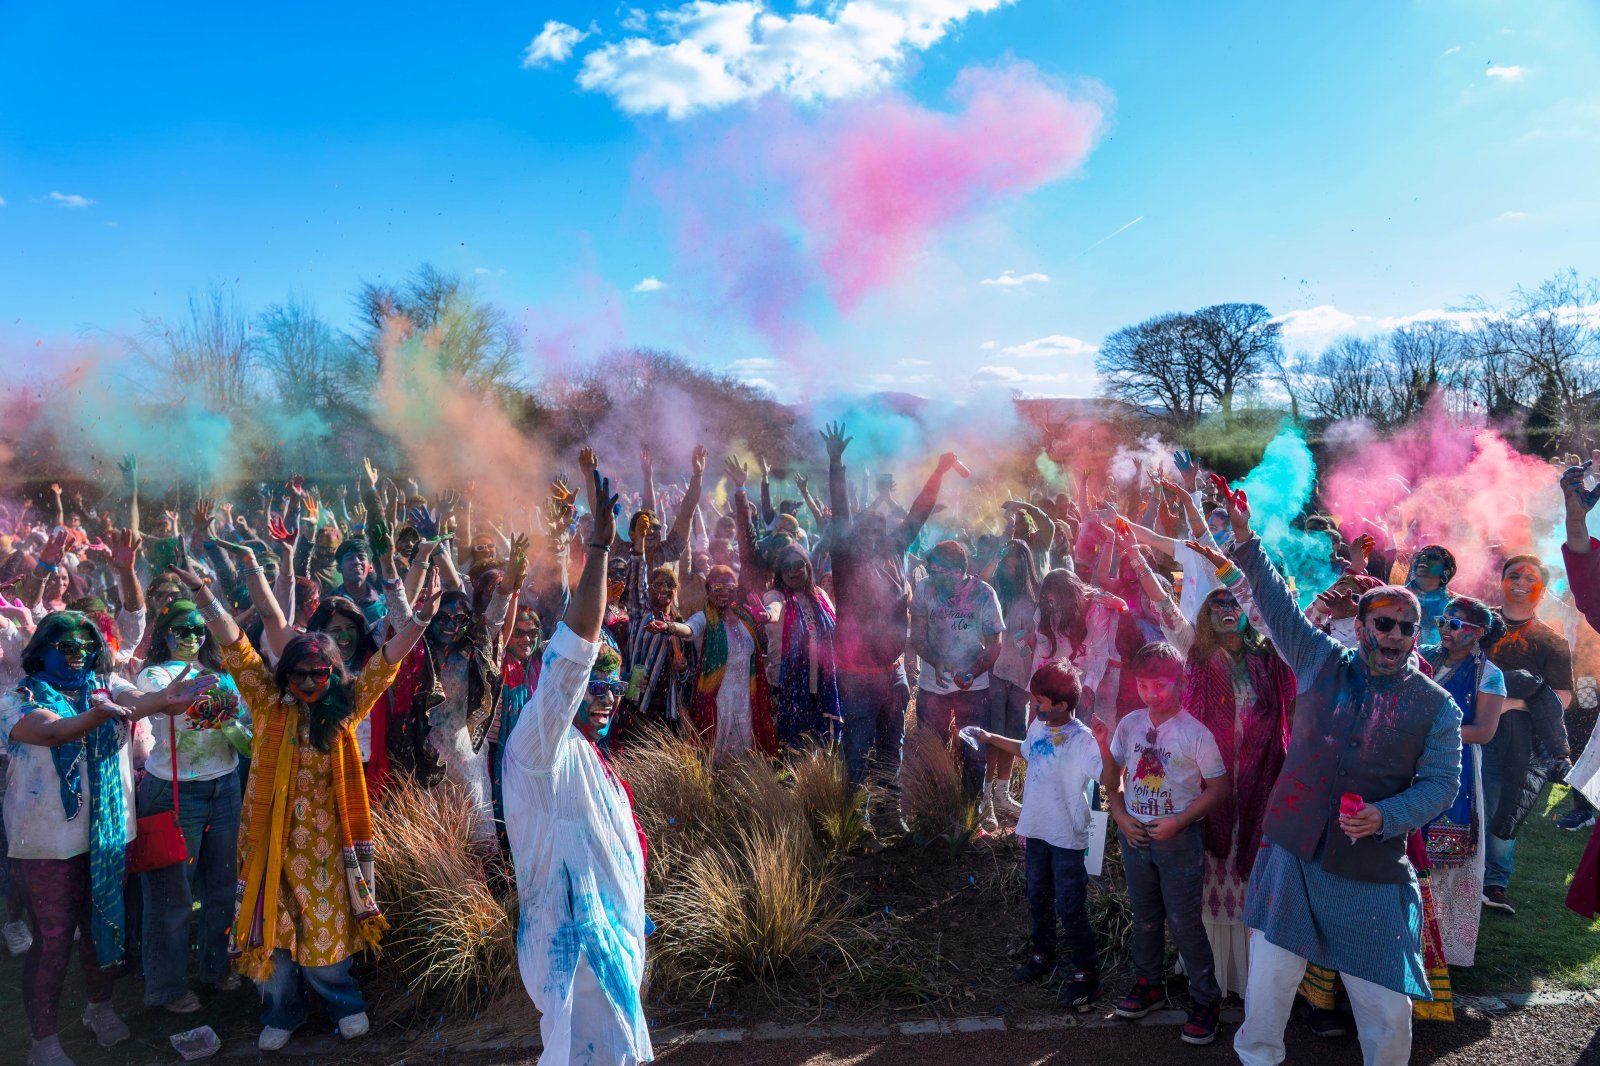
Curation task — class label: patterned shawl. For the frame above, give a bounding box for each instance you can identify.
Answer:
[691,601,776,756]
[1183,646,1295,878]
[775,589,842,748]
[18,675,127,966]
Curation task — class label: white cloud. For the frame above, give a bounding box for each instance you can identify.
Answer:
[48,191,94,208]
[1498,210,1529,221]
[1273,303,1498,352]
[968,363,1096,396]
[978,340,998,350]
[621,7,651,32]
[0,195,6,207]
[729,356,777,372]
[522,20,591,68]
[897,357,933,367]
[577,0,1016,119]
[980,269,1049,287]
[1486,64,1525,80]
[1001,334,1099,360]
[1443,45,1461,55]
[632,275,668,292]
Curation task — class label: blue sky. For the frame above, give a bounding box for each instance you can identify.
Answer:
[2,0,1597,398]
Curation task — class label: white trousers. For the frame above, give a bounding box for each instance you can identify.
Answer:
[1234,929,1412,1066]
[538,957,645,1066]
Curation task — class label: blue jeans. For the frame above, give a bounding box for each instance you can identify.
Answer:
[257,949,366,1031]
[1024,837,1098,970]
[1119,822,1219,1007]
[1479,742,1516,890]
[839,664,909,789]
[138,772,241,1005]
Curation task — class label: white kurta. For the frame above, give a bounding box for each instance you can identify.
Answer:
[504,624,652,1066]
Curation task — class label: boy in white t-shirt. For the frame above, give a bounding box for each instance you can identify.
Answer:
[1095,641,1230,1047]
[972,658,1103,1012]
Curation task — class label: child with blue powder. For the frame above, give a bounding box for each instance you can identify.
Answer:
[970,658,1104,1011]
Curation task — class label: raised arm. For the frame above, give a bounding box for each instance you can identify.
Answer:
[665,445,706,549]
[822,421,854,533]
[118,455,140,533]
[1227,510,1340,686]
[757,456,775,526]
[891,453,958,556]
[567,450,619,642]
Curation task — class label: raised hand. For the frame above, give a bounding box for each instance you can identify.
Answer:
[691,444,707,477]
[267,513,298,545]
[157,663,220,710]
[191,499,215,534]
[1561,453,1600,512]
[793,472,809,494]
[286,475,306,498]
[723,456,748,489]
[39,530,72,568]
[756,455,771,480]
[109,528,143,573]
[507,532,531,587]
[351,501,367,525]
[362,457,380,489]
[167,559,208,591]
[551,474,576,507]
[117,454,138,489]
[640,445,654,476]
[1183,539,1230,571]
[413,561,444,622]
[819,421,852,462]
[587,464,620,547]
[579,447,599,481]
[211,538,258,566]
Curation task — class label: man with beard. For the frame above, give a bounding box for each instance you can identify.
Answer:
[821,421,960,792]
[503,451,652,1066]
[1225,492,1462,1066]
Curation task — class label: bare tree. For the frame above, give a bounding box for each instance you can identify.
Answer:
[1096,313,1209,425]
[1471,269,1600,431]
[134,284,256,411]
[1188,303,1281,423]
[254,295,369,411]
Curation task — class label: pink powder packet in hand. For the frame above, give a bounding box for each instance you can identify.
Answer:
[1340,792,1365,818]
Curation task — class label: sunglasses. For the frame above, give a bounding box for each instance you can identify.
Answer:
[587,678,627,697]
[511,628,539,641]
[1437,616,1484,633]
[289,666,334,683]
[53,639,96,655]
[438,613,470,627]
[1371,617,1418,636]
[169,625,208,639]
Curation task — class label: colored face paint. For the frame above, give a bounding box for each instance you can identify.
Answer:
[576,672,620,740]
[1360,599,1418,675]
[1502,563,1544,607]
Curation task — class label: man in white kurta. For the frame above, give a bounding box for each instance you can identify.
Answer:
[504,459,652,1066]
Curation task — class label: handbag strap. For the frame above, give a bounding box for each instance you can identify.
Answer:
[167,711,180,818]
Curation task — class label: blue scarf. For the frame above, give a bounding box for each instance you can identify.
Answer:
[19,669,128,966]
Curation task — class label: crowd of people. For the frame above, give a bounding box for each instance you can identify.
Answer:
[1,431,1598,1066]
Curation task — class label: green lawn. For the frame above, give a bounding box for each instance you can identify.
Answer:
[1453,782,1600,994]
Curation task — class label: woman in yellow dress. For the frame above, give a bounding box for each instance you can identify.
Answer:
[171,551,440,1052]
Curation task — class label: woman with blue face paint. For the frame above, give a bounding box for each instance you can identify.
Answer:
[1,611,217,1066]
[1405,545,1457,648]
[503,450,653,1066]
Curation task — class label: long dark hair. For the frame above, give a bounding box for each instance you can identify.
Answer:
[1036,569,1088,660]
[273,632,356,753]
[306,595,378,669]
[993,539,1039,614]
[21,611,114,677]
[147,599,225,672]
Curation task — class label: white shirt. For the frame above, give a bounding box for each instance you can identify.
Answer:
[1174,540,1223,624]
[504,624,652,1066]
[1,674,140,860]
[137,661,243,782]
[1014,717,1102,850]
[1109,708,1226,823]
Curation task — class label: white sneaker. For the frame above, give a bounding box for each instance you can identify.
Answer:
[80,1001,130,1047]
[27,1035,76,1066]
[990,780,1021,816]
[259,1026,295,1052]
[3,919,33,956]
[338,1011,370,1039]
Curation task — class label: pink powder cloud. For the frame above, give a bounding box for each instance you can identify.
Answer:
[643,61,1108,342]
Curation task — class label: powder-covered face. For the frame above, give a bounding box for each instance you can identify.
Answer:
[288,652,334,703]
[42,570,69,601]
[1359,596,1420,675]
[321,615,361,660]
[707,572,738,609]
[339,551,371,586]
[167,610,207,662]
[648,573,677,613]
[606,558,628,604]
[1207,591,1243,634]
[508,622,539,661]
[1135,673,1181,713]
[1439,608,1485,655]
[1502,563,1544,608]
[1414,550,1448,591]
[576,670,623,740]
